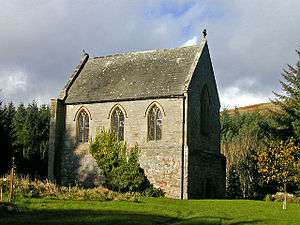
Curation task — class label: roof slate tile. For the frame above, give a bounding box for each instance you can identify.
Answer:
[65,45,201,104]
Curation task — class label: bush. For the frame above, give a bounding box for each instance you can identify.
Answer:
[0,176,9,192]
[264,194,272,202]
[90,130,164,196]
[2,177,140,202]
[271,192,300,203]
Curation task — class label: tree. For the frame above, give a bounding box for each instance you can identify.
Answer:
[257,138,300,209]
[226,165,242,199]
[221,110,269,198]
[90,130,152,193]
[0,102,15,174]
[12,102,50,177]
[273,49,300,141]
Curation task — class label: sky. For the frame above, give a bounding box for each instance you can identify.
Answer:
[0,0,299,109]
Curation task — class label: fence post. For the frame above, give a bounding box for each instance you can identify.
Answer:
[8,157,15,203]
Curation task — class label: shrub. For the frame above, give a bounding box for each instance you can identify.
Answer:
[272,192,300,203]
[2,177,140,202]
[90,130,164,196]
[264,194,272,202]
[0,176,9,192]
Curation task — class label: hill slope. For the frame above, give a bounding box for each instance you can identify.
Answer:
[223,102,278,115]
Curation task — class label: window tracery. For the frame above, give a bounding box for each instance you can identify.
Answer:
[148,105,162,141]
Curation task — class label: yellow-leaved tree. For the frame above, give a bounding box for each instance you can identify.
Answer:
[257,138,300,209]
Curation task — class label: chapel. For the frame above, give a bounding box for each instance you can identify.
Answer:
[48,35,226,199]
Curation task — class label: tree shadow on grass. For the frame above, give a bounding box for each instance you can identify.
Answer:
[171,216,263,225]
[2,208,175,225]
[0,208,264,225]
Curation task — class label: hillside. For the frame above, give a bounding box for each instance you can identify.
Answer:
[223,102,279,115]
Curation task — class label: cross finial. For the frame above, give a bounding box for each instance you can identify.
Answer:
[202,29,207,38]
[81,49,89,61]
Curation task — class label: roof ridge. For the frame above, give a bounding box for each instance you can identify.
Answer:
[183,38,208,91]
[90,45,199,60]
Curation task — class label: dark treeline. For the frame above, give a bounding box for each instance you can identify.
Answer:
[0,101,50,177]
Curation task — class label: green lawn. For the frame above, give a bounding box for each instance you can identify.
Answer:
[1,198,300,225]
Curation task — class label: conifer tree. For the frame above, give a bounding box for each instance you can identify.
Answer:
[0,102,15,174]
[273,49,300,140]
[226,165,242,199]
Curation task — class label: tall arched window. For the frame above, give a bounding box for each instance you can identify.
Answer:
[111,107,125,141]
[148,105,162,141]
[200,85,210,135]
[77,110,89,143]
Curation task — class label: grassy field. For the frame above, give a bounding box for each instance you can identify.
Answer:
[1,198,300,225]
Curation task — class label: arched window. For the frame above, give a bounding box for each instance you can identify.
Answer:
[200,85,210,135]
[77,110,89,143]
[111,107,125,141]
[148,105,162,141]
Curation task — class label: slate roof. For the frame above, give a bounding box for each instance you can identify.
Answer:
[64,44,204,104]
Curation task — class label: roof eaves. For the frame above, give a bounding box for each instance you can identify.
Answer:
[65,94,185,105]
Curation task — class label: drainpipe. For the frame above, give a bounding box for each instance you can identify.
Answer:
[181,95,186,199]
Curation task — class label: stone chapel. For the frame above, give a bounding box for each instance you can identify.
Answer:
[48,36,226,199]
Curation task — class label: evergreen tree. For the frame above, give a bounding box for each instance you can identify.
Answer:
[0,101,7,174]
[226,165,242,199]
[0,102,15,174]
[12,102,50,177]
[273,49,300,141]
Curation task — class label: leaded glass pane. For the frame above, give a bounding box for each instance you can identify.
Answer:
[119,110,124,141]
[84,113,89,142]
[148,105,162,141]
[156,109,162,140]
[112,110,119,133]
[78,110,89,143]
[148,107,155,140]
[111,107,125,141]
[78,114,83,143]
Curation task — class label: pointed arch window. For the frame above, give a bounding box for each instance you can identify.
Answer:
[200,85,210,135]
[111,107,125,141]
[148,105,162,141]
[77,110,89,143]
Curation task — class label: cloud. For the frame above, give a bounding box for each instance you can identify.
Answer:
[181,36,198,46]
[220,86,274,110]
[0,1,299,107]
[0,69,28,95]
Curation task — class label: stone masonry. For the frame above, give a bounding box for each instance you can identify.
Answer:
[48,36,226,199]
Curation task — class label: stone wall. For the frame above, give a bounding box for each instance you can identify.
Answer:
[48,99,65,182]
[188,152,226,198]
[59,98,184,198]
[48,42,225,199]
[186,43,226,198]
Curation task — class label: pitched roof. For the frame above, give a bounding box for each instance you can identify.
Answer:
[63,43,205,104]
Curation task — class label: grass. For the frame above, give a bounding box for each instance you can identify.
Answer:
[0,198,300,225]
